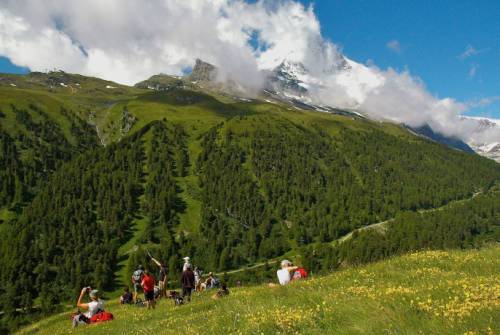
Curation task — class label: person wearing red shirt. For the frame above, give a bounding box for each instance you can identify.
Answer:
[141,269,156,309]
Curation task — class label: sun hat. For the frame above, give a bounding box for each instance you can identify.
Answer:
[280,259,292,267]
[89,290,100,299]
[183,256,190,261]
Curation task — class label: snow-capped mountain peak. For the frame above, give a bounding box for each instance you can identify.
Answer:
[460,116,500,162]
[270,60,310,94]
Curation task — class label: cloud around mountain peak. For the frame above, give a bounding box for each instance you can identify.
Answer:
[0,0,498,144]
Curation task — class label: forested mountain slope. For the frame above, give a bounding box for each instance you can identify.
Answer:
[0,71,499,332]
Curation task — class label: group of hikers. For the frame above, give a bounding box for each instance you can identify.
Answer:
[71,255,306,327]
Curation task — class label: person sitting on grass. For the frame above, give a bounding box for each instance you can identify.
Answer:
[119,286,133,304]
[205,272,220,289]
[212,283,230,299]
[276,259,298,286]
[211,273,220,288]
[141,269,156,309]
[72,287,104,327]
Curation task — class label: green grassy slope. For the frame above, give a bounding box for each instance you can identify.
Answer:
[18,244,500,335]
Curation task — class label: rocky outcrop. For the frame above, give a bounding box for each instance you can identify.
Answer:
[186,59,217,82]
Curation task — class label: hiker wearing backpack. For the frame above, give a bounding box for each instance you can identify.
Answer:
[276,260,298,285]
[132,264,145,303]
[72,287,112,327]
[181,264,195,302]
[292,266,308,281]
[141,269,156,309]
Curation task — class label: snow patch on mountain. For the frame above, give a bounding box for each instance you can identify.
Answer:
[460,116,500,162]
[267,58,500,162]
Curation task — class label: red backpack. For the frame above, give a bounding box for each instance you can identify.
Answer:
[90,311,114,323]
[292,268,308,280]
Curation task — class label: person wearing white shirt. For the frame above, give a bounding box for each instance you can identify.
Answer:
[276,260,298,285]
[72,287,104,327]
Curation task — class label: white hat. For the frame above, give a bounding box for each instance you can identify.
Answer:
[183,256,190,261]
[281,259,292,267]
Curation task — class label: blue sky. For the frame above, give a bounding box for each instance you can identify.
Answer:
[299,0,500,118]
[0,56,29,74]
[1,0,499,118]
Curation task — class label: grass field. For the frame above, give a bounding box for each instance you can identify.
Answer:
[17,245,500,335]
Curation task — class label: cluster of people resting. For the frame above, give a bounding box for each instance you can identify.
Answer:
[71,255,306,327]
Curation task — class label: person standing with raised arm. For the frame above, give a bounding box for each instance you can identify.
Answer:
[150,255,168,296]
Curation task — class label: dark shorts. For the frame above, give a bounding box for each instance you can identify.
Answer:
[144,290,155,301]
[134,283,142,293]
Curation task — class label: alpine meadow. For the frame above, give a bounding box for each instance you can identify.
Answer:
[1,1,500,334]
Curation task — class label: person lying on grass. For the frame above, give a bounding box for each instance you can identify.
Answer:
[212,283,230,299]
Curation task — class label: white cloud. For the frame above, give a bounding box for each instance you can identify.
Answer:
[0,10,86,72]
[0,0,498,144]
[468,63,478,78]
[0,0,265,90]
[459,45,478,60]
[467,96,500,108]
[458,44,490,61]
[386,40,401,54]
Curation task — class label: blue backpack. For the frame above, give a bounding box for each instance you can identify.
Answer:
[211,276,220,288]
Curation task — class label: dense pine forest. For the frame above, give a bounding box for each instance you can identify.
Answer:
[0,72,499,332]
